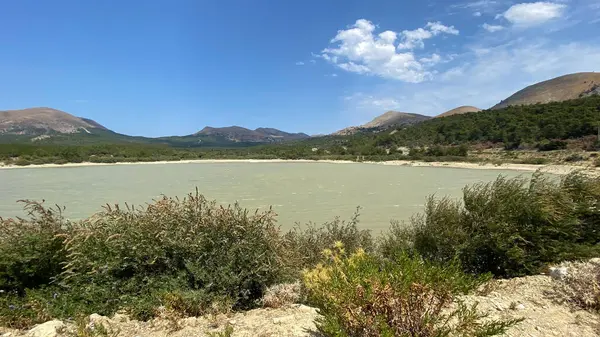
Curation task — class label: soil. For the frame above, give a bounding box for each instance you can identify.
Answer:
[1,267,598,337]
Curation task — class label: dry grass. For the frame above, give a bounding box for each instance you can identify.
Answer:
[552,259,600,311]
[261,282,302,308]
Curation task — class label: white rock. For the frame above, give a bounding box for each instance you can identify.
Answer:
[516,303,526,310]
[112,313,130,323]
[272,315,295,324]
[549,266,569,280]
[27,320,65,337]
[2,333,13,337]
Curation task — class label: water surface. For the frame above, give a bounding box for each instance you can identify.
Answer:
[0,162,525,231]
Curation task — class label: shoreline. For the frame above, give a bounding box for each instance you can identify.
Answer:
[0,158,593,174]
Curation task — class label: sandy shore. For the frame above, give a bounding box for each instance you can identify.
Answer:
[0,158,594,174]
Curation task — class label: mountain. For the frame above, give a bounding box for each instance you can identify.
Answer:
[0,107,108,134]
[194,126,310,143]
[492,72,600,110]
[435,106,482,118]
[334,111,430,135]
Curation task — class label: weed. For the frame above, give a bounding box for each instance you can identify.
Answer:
[303,243,517,337]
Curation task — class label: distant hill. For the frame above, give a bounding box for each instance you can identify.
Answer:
[492,72,600,110]
[0,107,311,147]
[0,107,108,134]
[435,106,482,118]
[195,126,310,143]
[334,111,430,135]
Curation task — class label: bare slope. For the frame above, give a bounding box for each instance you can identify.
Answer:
[435,105,482,118]
[335,111,430,135]
[492,72,600,110]
[0,107,107,134]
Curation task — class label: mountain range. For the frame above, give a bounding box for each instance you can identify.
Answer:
[0,72,598,145]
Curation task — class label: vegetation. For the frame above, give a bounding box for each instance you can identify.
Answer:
[1,171,599,331]
[2,96,599,166]
[303,244,519,337]
[381,172,600,277]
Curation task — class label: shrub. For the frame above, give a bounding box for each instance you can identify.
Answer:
[564,154,586,162]
[60,191,292,318]
[284,208,373,269]
[391,172,600,277]
[538,140,568,151]
[303,243,518,337]
[551,259,600,311]
[0,191,295,327]
[261,282,302,308]
[0,201,70,294]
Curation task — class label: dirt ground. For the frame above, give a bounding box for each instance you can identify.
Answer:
[2,262,599,337]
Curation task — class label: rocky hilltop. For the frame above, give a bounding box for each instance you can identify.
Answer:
[334,111,430,135]
[435,105,482,118]
[492,72,600,110]
[0,107,108,135]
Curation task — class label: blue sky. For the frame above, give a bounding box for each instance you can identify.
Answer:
[1,0,599,136]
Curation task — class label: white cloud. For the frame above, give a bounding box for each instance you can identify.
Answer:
[450,0,501,15]
[420,53,442,65]
[483,23,505,32]
[398,22,459,50]
[320,19,459,83]
[426,21,460,35]
[295,61,305,66]
[502,2,566,26]
[343,39,600,120]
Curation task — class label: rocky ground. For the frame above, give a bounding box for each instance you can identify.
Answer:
[2,261,598,337]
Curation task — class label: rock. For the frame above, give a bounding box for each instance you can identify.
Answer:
[272,315,295,325]
[27,320,65,337]
[549,267,568,280]
[295,304,317,313]
[2,333,12,337]
[112,313,130,323]
[516,303,526,311]
[180,317,198,327]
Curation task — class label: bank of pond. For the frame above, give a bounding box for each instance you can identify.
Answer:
[1,171,599,336]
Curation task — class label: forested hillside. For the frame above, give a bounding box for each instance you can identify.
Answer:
[1,96,599,165]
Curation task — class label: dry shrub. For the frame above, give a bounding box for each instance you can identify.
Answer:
[303,243,519,337]
[552,259,600,311]
[261,282,302,308]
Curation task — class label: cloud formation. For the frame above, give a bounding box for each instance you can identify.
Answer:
[482,23,505,32]
[320,19,459,83]
[343,39,600,122]
[502,2,566,26]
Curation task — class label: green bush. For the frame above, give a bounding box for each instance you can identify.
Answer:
[537,140,568,151]
[60,191,291,317]
[303,244,518,337]
[284,208,373,269]
[0,192,296,327]
[0,201,70,294]
[564,154,586,162]
[389,172,600,277]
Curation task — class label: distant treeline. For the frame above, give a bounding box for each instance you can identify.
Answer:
[1,96,599,165]
[352,95,600,151]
